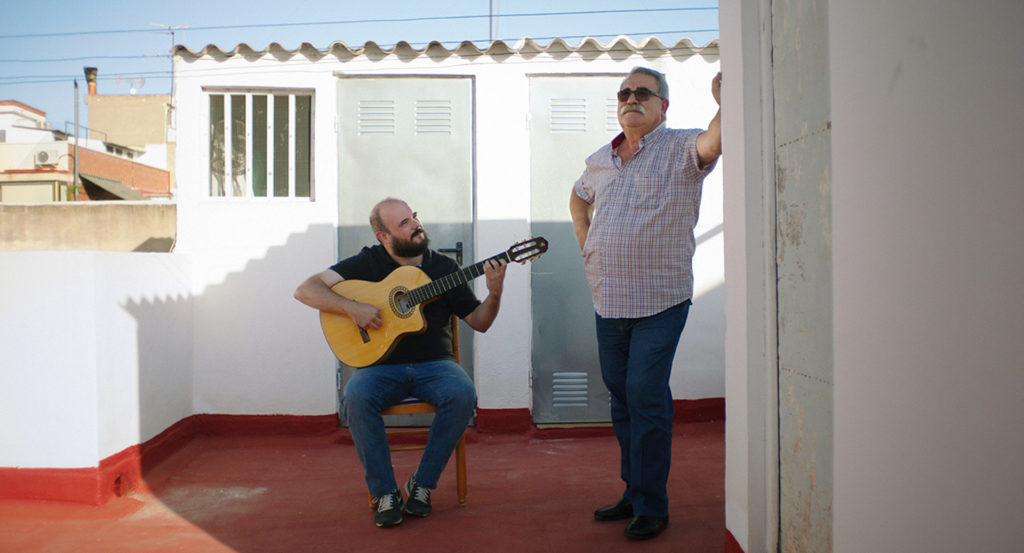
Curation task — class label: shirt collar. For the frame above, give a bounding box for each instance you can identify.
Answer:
[610,122,668,150]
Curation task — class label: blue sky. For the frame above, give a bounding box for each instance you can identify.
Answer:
[0,0,718,131]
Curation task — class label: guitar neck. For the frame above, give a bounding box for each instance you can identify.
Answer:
[407,251,511,306]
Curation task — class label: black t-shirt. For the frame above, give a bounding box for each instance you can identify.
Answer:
[328,245,481,365]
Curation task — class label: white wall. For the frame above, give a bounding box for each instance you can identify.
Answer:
[720,0,777,551]
[0,252,192,468]
[667,61,726,399]
[722,1,1024,551]
[830,2,1024,551]
[173,41,724,415]
[172,51,344,415]
[0,103,54,144]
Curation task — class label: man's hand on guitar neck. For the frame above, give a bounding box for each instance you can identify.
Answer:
[463,258,507,333]
[482,258,507,298]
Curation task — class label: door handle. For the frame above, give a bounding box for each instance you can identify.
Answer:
[438,241,463,266]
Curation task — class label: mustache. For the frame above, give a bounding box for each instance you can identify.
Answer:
[412,228,425,238]
[619,103,647,116]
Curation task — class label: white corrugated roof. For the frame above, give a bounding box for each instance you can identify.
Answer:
[172,36,719,62]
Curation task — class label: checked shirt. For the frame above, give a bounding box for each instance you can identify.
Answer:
[573,123,717,319]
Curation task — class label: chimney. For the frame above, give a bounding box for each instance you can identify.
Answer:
[84,67,98,95]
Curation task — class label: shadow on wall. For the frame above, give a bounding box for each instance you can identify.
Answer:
[120,222,341,550]
[126,219,339,439]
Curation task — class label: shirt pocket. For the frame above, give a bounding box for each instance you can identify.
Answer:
[628,174,668,210]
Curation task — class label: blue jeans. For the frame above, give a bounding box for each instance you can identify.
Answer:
[595,301,690,517]
[341,359,477,497]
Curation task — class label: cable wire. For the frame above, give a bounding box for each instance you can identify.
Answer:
[0,7,716,40]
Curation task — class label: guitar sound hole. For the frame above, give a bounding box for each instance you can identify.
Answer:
[392,291,411,315]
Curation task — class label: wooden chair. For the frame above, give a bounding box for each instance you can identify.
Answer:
[368,314,468,508]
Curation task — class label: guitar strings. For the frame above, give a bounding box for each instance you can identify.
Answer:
[407,252,512,307]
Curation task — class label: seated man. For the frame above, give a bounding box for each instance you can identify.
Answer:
[294,197,506,528]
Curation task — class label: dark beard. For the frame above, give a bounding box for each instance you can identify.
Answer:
[390,229,430,257]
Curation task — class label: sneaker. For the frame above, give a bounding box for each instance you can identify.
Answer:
[402,476,433,517]
[373,489,404,528]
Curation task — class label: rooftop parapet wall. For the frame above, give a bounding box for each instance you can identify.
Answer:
[0,203,176,252]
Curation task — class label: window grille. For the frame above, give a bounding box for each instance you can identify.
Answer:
[208,90,313,198]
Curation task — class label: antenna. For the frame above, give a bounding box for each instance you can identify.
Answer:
[150,23,187,98]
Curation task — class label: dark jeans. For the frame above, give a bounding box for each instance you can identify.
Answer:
[595,300,690,517]
[341,360,477,497]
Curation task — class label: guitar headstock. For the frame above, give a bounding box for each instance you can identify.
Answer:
[507,237,549,264]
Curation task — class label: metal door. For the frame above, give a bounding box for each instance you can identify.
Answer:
[335,76,475,425]
[529,74,625,423]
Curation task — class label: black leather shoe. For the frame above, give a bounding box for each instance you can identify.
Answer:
[594,497,633,521]
[624,515,669,540]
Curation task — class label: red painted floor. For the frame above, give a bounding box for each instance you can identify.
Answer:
[0,421,724,553]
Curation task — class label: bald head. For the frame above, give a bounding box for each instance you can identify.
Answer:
[369,197,408,234]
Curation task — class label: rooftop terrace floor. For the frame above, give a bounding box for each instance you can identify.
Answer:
[0,420,724,553]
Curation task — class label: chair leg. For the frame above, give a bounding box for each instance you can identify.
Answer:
[455,433,467,505]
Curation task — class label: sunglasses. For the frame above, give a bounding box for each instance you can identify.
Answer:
[617,87,663,102]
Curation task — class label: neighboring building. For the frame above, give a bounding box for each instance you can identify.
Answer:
[0,134,171,203]
[0,93,172,204]
[0,101,70,202]
[83,67,176,188]
[0,67,175,205]
[0,95,173,249]
[0,100,54,144]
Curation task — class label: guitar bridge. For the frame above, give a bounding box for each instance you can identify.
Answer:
[358,327,370,343]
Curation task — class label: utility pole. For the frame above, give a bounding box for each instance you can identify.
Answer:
[73,78,79,201]
[152,23,186,153]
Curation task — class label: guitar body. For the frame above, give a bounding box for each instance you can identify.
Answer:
[317,237,548,368]
[319,265,434,367]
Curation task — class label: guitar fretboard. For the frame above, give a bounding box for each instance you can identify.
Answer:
[407,252,511,306]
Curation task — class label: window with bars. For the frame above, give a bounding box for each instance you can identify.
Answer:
[208,90,313,198]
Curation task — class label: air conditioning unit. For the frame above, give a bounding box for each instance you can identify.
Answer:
[34,149,61,167]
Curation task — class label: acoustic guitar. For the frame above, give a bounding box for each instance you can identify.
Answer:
[320,237,548,367]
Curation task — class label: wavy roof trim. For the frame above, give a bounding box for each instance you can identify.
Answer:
[173,36,719,63]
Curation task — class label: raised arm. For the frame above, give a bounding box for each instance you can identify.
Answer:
[294,269,383,330]
[696,72,722,169]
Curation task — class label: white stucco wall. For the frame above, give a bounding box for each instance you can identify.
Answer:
[830,2,1024,551]
[720,0,776,551]
[0,252,192,468]
[722,1,1024,551]
[0,102,54,144]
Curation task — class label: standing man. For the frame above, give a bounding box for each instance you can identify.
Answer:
[295,197,506,528]
[569,67,721,540]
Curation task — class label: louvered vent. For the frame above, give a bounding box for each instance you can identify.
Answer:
[415,100,453,135]
[552,371,589,407]
[357,100,396,134]
[606,98,620,132]
[549,98,587,133]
